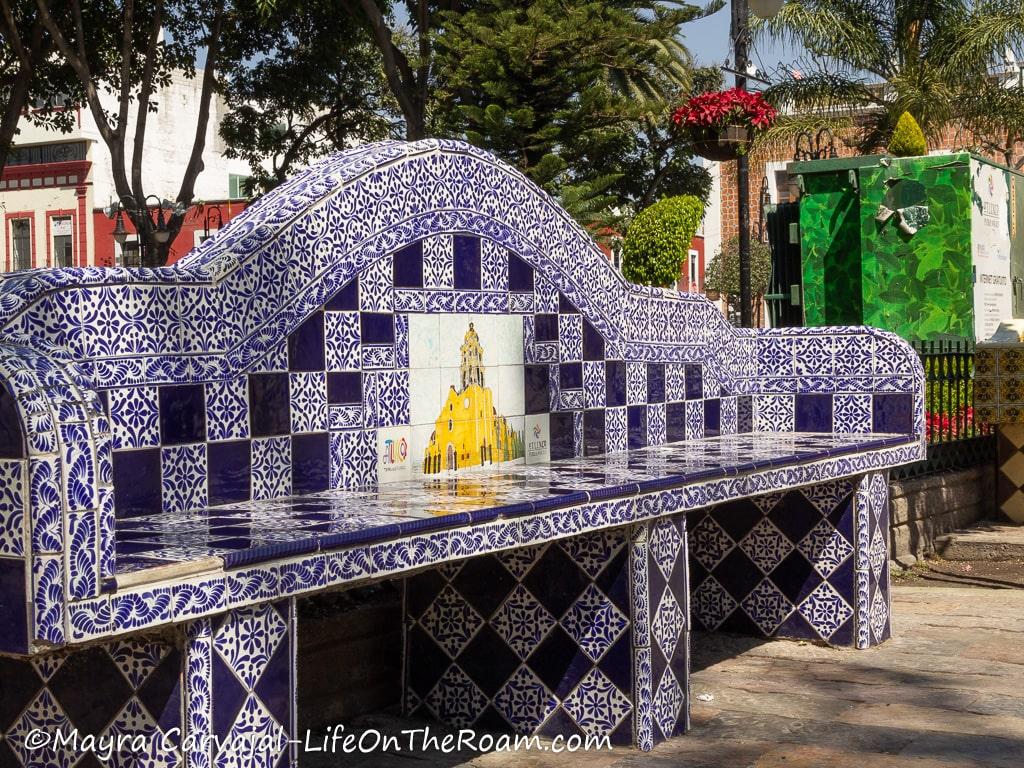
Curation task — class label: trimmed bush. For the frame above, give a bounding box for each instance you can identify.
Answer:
[621,195,704,287]
[888,111,927,157]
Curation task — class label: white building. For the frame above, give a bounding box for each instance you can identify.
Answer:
[0,69,253,270]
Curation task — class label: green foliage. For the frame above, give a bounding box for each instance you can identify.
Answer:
[432,1,716,224]
[220,0,397,193]
[756,1,1024,153]
[888,111,927,156]
[703,235,773,298]
[621,195,703,287]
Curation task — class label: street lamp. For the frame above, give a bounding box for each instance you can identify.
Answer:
[733,0,784,327]
[203,205,224,240]
[105,195,177,266]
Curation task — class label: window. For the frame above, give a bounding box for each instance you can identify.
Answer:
[10,219,32,271]
[228,173,252,199]
[51,216,73,267]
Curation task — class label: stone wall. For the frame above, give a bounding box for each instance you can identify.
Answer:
[889,465,995,563]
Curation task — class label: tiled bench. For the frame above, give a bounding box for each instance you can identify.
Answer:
[0,140,924,767]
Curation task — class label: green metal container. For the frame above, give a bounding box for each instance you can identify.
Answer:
[789,153,1024,342]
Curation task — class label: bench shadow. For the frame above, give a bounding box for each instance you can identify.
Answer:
[689,630,774,673]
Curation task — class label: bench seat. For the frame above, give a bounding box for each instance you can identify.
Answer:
[110,431,914,585]
[0,140,926,765]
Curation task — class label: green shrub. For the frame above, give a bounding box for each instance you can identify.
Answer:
[703,235,773,297]
[621,195,704,287]
[888,111,927,157]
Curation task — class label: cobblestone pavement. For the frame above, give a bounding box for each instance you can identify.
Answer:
[304,581,1024,767]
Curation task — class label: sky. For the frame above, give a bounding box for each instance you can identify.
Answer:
[681,4,800,85]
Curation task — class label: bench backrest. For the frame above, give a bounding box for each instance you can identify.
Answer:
[0,140,923,654]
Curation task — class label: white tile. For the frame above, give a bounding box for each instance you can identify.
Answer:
[409,367,442,427]
[408,314,440,369]
[497,365,525,417]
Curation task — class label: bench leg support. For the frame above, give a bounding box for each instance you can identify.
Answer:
[404,516,689,750]
[185,598,297,768]
[688,472,891,648]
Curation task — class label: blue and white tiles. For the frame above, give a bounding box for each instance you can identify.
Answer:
[0,140,924,755]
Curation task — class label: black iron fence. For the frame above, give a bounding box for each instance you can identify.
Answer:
[892,339,995,481]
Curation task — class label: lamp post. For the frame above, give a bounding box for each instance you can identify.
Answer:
[203,205,224,240]
[733,0,784,327]
[106,195,176,267]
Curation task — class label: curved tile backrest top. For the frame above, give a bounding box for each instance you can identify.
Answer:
[0,139,744,388]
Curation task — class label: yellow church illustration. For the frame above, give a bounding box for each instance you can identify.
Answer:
[423,322,524,474]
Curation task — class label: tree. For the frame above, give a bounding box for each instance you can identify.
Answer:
[35,0,229,266]
[621,195,703,287]
[703,235,772,325]
[432,0,715,220]
[0,0,102,175]
[219,0,399,193]
[756,0,1024,153]
[888,110,927,155]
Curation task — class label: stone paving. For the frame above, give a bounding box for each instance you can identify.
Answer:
[314,578,1024,767]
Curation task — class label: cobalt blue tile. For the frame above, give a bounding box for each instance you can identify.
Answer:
[583,409,605,456]
[250,635,290,733]
[559,362,583,390]
[627,405,647,449]
[558,293,578,313]
[647,363,665,403]
[359,312,395,344]
[208,440,251,506]
[453,235,481,289]
[292,432,330,495]
[768,492,824,543]
[249,373,290,437]
[398,514,472,536]
[738,394,753,433]
[605,360,626,407]
[288,311,325,371]
[49,647,132,734]
[159,384,206,445]
[684,364,703,400]
[508,252,534,292]
[525,365,550,414]
[0,557,28,653]
[211,653,247,738]
[666,401,686,442]
[221,539,318,568]
[393,241,424,287]
[549,412,575,460]
[583,319,604,361]
[795,394,833,432]
[0,383,25,459]
[704,397,721,436]
[873,393,913,434]
[113,448,162,518]
[325,277,358,311]
[587,482,638,500]
[534,313,558,342]
[327,372,362,404]
[318,524,402,550]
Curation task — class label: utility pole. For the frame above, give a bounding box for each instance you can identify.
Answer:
[733,0,753,327]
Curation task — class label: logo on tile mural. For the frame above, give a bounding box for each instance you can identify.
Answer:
[392,313,532,485]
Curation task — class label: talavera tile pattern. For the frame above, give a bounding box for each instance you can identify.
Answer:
[0,140,925,763]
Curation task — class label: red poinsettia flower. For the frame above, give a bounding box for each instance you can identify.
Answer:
[672,88,778,132]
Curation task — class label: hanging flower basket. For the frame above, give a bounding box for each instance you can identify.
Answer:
[689,125,754,161]
[672,88,777,162]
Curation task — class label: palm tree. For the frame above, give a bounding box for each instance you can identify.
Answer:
[755,0,1024,152]
[604,1,725,103]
